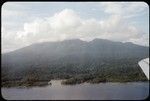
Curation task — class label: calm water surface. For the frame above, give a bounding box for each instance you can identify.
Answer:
[2,80,149,100]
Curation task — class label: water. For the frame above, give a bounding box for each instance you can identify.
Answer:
[1,80,149,100]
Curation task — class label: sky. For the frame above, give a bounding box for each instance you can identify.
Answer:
[2,2,149,53]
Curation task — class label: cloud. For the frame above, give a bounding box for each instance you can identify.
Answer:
[100,2,148,18]
[16,9,148,43]
[2,6,149,53]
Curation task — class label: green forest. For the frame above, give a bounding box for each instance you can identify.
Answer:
[2,58,148,87]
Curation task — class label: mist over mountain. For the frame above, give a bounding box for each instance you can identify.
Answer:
[2,38,149,86]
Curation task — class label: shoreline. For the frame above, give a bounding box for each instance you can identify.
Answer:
[2,79,149,88]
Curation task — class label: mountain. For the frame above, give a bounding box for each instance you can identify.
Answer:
[2,38,148,64]
[2,39,149,87]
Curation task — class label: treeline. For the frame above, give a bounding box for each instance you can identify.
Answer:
[2,57,148,87]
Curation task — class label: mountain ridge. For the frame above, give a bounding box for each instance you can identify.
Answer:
[2,38,148,55]
[2,38,149,87]
[2,38,149,66]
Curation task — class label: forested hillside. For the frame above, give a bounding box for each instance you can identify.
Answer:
[2,39,149,87]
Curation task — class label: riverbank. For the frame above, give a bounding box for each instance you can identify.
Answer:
[2,81,49,88]
[2,78,148,88]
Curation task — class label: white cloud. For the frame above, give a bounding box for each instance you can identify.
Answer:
[2,6,149,53]
[49,9,81,30]
[100,2,148,18]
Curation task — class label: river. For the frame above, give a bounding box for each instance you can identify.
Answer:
[1,80,149,100]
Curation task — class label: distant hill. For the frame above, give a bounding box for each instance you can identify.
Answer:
[2,38,148,64]
[2,38,149,87]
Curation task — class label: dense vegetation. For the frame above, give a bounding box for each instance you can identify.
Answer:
[1,39,149,87]
[2,57,148,87]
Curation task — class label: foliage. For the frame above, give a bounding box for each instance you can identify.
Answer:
[2,58,148,87]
